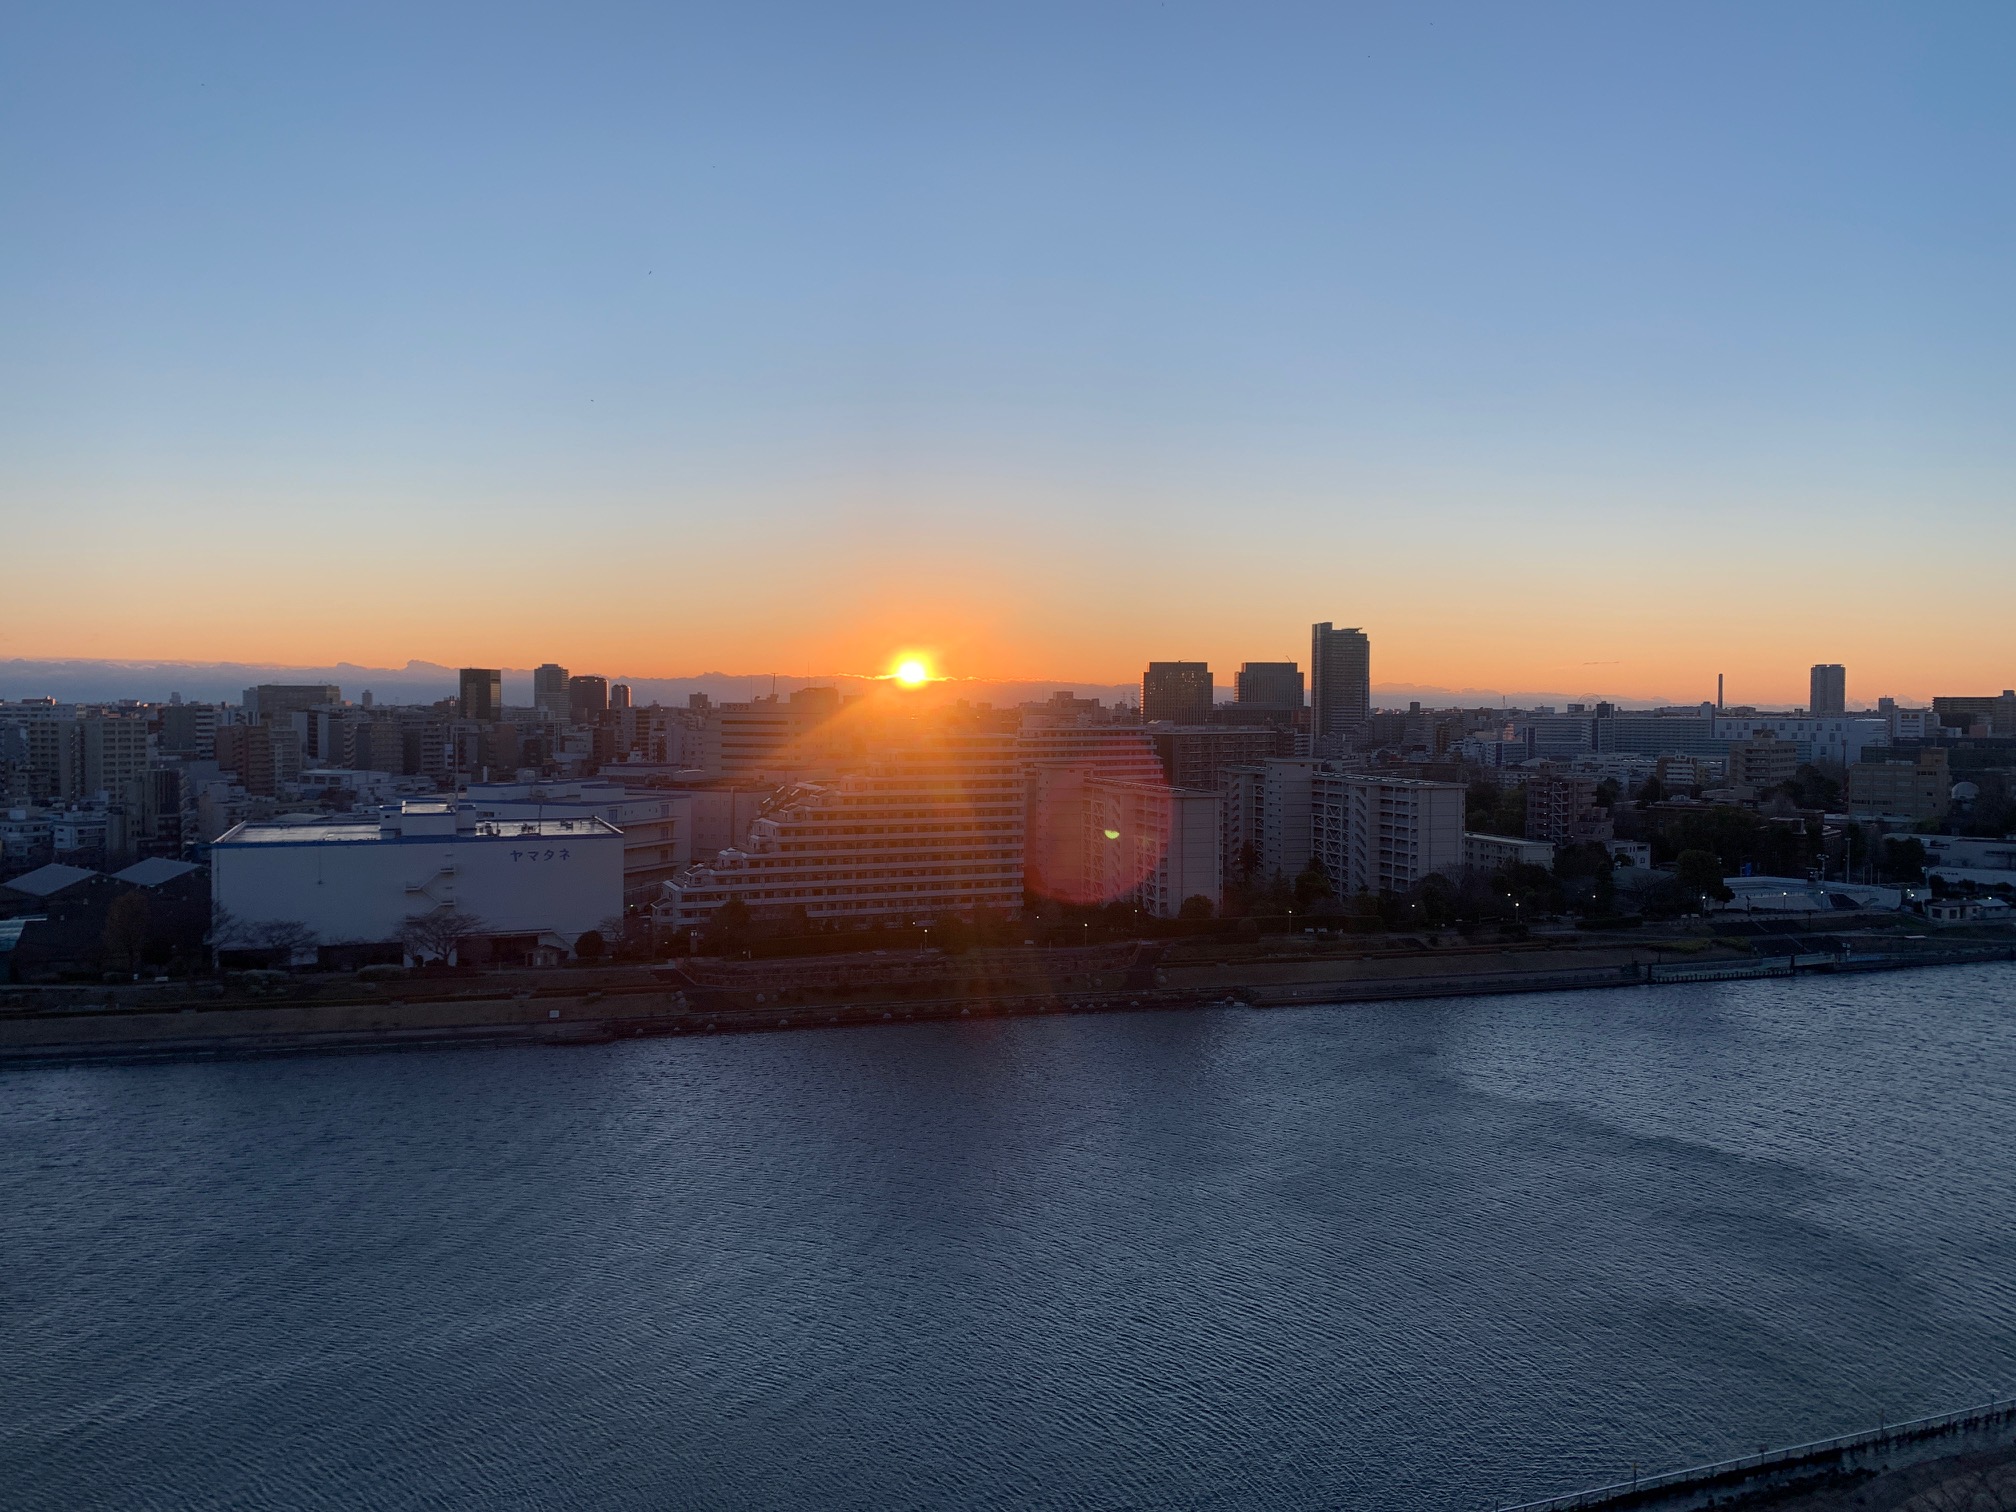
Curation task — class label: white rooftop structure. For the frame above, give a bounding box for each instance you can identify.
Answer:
[211,800,623,961]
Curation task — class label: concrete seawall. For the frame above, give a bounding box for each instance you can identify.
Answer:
[1501,1396,2016,1510]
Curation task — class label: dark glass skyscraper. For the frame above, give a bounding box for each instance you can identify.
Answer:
[568,675,609,722]
[1141,662,1213,724]
[1235,662,1303,709]
[457,668,501,722]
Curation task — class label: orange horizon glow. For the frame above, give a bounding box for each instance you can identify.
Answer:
[0,620,2002,709]
[2,561,2008,709]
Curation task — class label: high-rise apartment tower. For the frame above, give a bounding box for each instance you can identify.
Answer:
[1310,624,1371,743]
[1809,664,1846,716]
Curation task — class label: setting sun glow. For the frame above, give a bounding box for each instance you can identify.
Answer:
[893,659,930,687]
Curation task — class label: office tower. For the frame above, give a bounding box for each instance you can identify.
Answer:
[568,675,609,722]
[458,668,502,722]
[1235,662,1304,709]
[610,683,633,711]
[1141,662,1213,724]
[1848,749,1952,823]
[533,663,570,720]
[158,702,219,759]
[1310,624,1371,744]
[1809,664,1846,716]
[242,684,340,723]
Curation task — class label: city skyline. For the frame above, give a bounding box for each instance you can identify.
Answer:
[0,647,1993,714]
[4,4,2014,699]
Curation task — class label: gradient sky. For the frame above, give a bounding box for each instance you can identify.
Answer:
[3,2,2012,706]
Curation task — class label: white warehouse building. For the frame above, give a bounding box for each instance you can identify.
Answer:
[211,800,623,963]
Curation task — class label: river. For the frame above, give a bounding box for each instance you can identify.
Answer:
[5,966,2015,1510]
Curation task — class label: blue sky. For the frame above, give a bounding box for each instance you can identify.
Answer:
[3,2,2011,702]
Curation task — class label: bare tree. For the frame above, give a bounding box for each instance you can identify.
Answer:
[596,912,647,959]
[252,919,318,968]
[210,903,252,951]
[398,908,488,965]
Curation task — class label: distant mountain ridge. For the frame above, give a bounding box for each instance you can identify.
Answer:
[0,658,1681,710]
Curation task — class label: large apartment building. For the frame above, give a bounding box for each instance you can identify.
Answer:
[1524,764,1615,846]
[1022,726,1166,904]
[3,707,156,804]
[1083,778,1223,918]
[699,688,845,779]
[1727,732,1802,791]
[654,732,1025,929]
[1224,758,1318,883]
[1312,772,1465,895]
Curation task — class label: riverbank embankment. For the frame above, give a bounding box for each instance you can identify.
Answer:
[2,929,2009,1063]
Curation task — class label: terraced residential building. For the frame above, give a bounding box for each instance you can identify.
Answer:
[653,731,1025,931]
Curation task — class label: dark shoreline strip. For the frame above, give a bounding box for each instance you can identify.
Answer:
[1,950,2008,1067]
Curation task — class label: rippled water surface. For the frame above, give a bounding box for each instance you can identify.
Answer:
[7,967,2016,1510]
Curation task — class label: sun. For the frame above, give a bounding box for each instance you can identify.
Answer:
[893,658,930,687]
